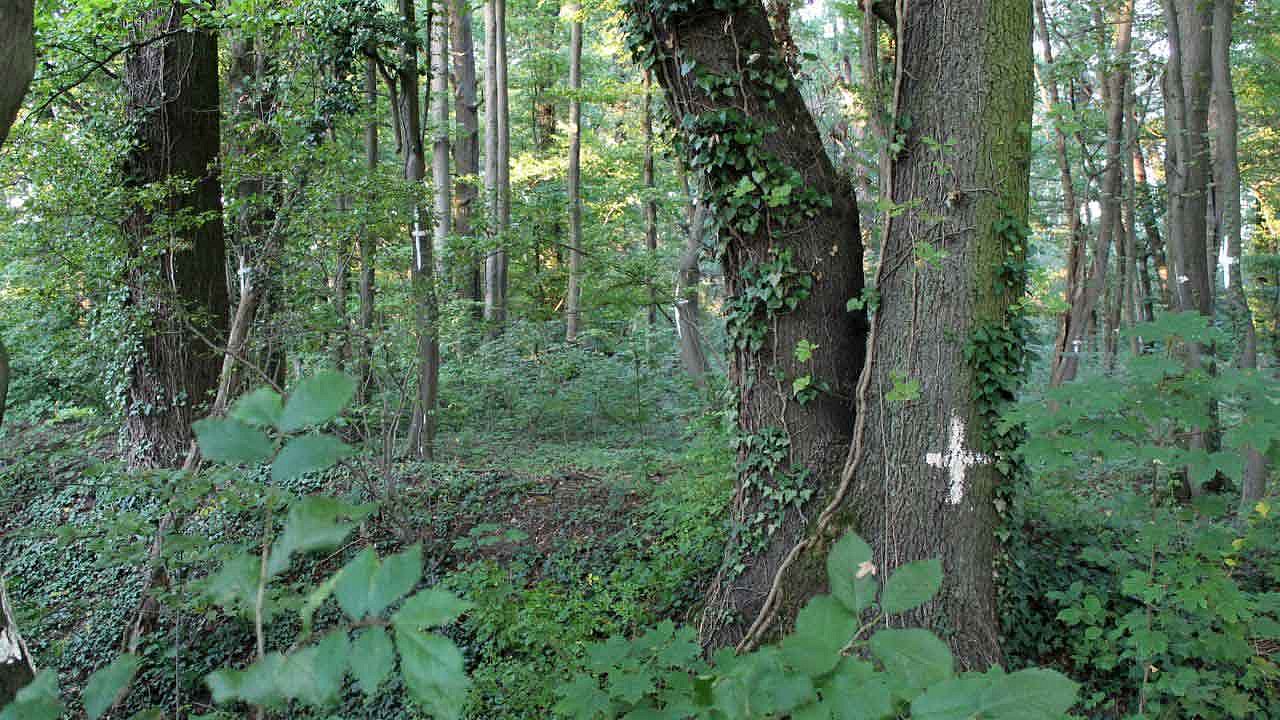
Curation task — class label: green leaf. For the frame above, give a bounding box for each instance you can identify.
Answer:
[203,552,260,617]
[230,387,283,428]
[268,496,370,576]
[394,629,470,720]
[868,628,953,695]
[713,648,814,719]
[286,631,350,707]
[84,654,141,720]
[351,627,395,697]
[207,653,288,707]
[979,668,1079,719]
[825,662,894,720]
[393,587,471,629]
[271,434,352,482]
[827,532,878,614]
[336,545,423,620]
[608,668,656,704]
[553,675,612,719]
[910,676,989,719]
[780,595,857,676]
[192,417,273,466]
[0,670,63,720]
[586,636,632,673]
[279,371,357,431]
[879,559,942,615]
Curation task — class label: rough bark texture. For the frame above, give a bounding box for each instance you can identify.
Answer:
[0,576,35,707]
[565,8,583,342]
[631,0,867,650]
[122,4,231,469]
[450,0,482,309]
[0,0,28,435]
[1051,0,1132,386]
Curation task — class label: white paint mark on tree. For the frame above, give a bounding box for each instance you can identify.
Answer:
[0,629,20,664]
[926,411,990,505]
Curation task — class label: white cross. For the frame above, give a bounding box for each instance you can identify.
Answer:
[925,411,990,505]
[412,224,428,272]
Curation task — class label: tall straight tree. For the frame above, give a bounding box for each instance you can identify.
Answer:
[642,72,657,326]
[725,0,1034,669]
[401,0,441,459]
[122,2,231,468]
[357,56,379,403]
[626,0,867,650]
[1210,0,1268,509]
[431,0,451,282]
[450,0,482,308]
[483,0,511,329]
[565,0,584,342]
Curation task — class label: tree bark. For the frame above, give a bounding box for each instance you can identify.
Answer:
[431,0,451,283]
[357,57,379,404]
[565,5,584,342]
[676,183,709,385]
[450,0,482,310]
[643,71,658,327]
[483,0,510,330]
[122,3,231,469]
[0,0,31,435]
[629,0,867,650]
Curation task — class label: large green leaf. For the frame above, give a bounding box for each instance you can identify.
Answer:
[203,552,260,618]
[193,417,273,466]
[271,434,352,483]
[285,631,350,707]
[267,496,370,576]
[84,653,141,720]
[910,676,989,719]
[713,647,814,719]
[394,629,470,720]
[979,668,1079,719]
[0,670,63,720]
[553,675,613,719]
[868,628,953,695]
[879,559,942,615]
[827,532,878,614]
[824,663,894,720]
[279,371,357,432]
[335,545,423,620]
[393,587,471,629]
[230,387,283,428]
[780,595,858,676]
[206,653,288,708]
[351,627,395,696]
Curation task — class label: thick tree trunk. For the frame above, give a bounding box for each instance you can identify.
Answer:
[565,7,583,342]
[1210,0,1267,510]
[450,0,482,310]
[629,0,867,650]
[0,0,33,147]
[1051,0,1133,386]
[122,3,230,469]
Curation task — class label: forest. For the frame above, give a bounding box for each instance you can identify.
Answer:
[0,0,1278,716]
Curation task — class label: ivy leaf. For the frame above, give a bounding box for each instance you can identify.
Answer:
[350,627,395,696]
[279,370,357,432]
[879,559,942,615]
[230,387,283,428]
[868,628,953,697]
[780,595,857,676]
[336,545,423,620]
[84,653,141,720]
[393,587,471,629]
[271,434,352,483]
[193,417,273,466]
[394,629,470,720]
[827,532,878,614]
[0,670,63,720]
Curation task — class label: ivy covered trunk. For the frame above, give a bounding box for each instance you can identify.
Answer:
[845,0,1033,669]
[626,0,867,648]
[122,3,231,469]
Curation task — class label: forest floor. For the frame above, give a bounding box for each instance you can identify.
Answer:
[0,412,731,719]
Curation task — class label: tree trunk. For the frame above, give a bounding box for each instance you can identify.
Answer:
[0,576,35,707]
[1051,0,1133,386]
[431,0,452,284]
[1210,0,1267,510]
[357,57,379,404]
[122,3,231,469]
[450,0,482,311]
[676,189,709,385]
[0,0,33,148]
[628,0,867,650]
[643,71,658,326]
[565,6,583,342]
[402,0,440,460]
[483,0,510,330]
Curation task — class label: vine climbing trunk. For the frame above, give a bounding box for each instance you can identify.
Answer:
[122,2,231,469]
[625,0,867,650]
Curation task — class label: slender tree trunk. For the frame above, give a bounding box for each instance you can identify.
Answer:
[565,6,584,342]
[629,0,867,651]
[1052,0,1133,386]
[450,0,482,310]
[1133,133,1169,312]
[402,0,440,459]
[0,0,33,436]
[676,190,709,385]
[122,3,230,469]
[643,71,657,326]
[1123,93,1141,352]
[357,57,378,404]
[483,0,510,330]
[1210,0,1267,509]
[431,0,451,284]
